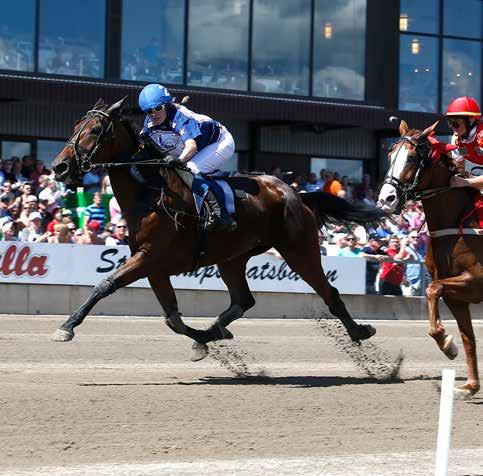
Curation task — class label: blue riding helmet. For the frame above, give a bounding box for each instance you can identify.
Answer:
[138,84,173,112]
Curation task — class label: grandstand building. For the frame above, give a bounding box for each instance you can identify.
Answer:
[0,0,481,182]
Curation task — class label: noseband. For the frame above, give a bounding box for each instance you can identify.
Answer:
[64,109,114,174]
[384,136,432,205]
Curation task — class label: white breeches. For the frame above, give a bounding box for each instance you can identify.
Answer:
[186,128,235,174]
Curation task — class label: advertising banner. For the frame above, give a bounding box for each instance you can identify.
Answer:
[0,242,366,294]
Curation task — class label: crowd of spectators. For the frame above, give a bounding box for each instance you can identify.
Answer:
[1,155,430,296]
[269,166,430,297]
[0,155,126,247]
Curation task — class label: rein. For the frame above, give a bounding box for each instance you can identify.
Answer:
[63,107,202,229]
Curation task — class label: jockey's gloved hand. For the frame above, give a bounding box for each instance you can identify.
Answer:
[164,155,185,167]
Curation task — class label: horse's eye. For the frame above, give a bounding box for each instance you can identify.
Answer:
[91,126,102,135]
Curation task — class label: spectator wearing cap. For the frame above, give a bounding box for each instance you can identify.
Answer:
[48,223,73,244]
[84,192,106,230]
[80,220,105,245]
[20,211,49,243]
[337,234,362,257]
[105,219,129,246]
[361,233,387,294]
[1,221,18,241]
[61,208,74,226]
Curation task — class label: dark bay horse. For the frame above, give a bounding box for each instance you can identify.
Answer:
[378,120,483,397]
[51,97,385,361]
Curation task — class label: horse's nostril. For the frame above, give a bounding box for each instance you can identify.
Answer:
[54,162,69,176]
[386,195,396,203]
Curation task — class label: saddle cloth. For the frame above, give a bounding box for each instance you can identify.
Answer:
[192,172,252,216]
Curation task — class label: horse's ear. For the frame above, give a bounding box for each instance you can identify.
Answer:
[93,98,105,109]
[107,96,128,117]
[399,120,409,136]
[420,121,439,139]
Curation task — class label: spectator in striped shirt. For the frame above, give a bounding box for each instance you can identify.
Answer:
[84,192,107,231]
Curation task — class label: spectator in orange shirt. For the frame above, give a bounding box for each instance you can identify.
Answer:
[322,171,342,196]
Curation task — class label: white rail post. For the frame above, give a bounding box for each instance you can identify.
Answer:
[435,368,456,476]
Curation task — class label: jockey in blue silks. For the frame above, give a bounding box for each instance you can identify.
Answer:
[138,83,237,231]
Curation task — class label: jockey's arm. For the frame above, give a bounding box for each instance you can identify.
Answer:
[178,139,198,163]
[451,174,483,190]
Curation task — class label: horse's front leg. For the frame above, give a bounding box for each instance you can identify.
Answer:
[426,281,457,359]
[148,271,212,361]
[444,298,479,398]
[51,250,151,341]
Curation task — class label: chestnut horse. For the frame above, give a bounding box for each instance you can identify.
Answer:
[51,98,385,361]
[378,120,483,397]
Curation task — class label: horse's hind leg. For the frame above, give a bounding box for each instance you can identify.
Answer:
[147,271,212,360]
[201,254,256,347]
[275,236,375,342]
[51,250,152,341]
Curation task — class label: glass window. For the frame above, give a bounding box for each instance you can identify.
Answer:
[1,141,31,159]
[37,140,66,169]
[444,0,482,39]
[38,0,106,78]
[399,0,439,34]
[188,0,249,91]
[252,0,310,95]
[399,35,439,112]
[0,2,35,72]
[311,158,362,182]
[121,0,184,83]
[313,0,366,100]
[442,39,481,110]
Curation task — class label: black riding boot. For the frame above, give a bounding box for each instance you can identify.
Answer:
[204,189,237,232]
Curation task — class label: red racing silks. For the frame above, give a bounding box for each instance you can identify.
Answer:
[427,135,458,161]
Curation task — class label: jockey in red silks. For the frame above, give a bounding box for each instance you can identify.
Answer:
[446,96,483,190]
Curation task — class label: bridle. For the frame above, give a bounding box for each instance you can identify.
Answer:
[383,136,437,210]
[64,108,116,174]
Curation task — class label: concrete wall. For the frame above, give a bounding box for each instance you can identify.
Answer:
[2,283,482,320]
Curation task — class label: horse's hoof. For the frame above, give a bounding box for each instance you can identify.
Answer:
[357,324,376,341]
[454,384,479,399]
[217,324,234,340]
[191,342,209,362]
[51,328,74,342]
[442,335,458,360]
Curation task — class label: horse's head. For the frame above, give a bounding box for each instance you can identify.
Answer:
[378,120,456,214]
[52,97,129,184]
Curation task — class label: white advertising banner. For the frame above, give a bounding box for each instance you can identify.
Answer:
[0,242,366,294]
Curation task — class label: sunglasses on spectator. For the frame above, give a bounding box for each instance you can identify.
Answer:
[347,237,356,241]
[148,105,165,115]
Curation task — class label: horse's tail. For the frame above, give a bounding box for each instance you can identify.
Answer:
[299,191,386,228]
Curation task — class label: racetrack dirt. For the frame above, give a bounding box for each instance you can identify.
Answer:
[0,315,482,475]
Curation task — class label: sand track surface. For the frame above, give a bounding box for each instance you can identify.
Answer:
[0,315,482,475]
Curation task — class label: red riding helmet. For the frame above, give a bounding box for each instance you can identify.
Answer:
[446,96,481,119]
